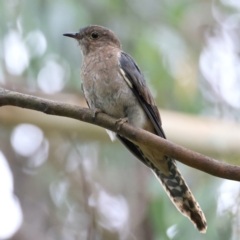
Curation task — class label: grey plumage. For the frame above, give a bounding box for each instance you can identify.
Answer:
[63,25,207,232]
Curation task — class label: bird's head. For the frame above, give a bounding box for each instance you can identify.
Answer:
[63,25,121,56]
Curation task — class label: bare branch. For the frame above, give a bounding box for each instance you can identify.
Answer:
[0,87,240,181]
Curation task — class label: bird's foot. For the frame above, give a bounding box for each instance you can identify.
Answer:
[92,108,102,121]
[115,117,128,132]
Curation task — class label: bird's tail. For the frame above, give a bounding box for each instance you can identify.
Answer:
[151,156,207,233]
[117,136,207,232]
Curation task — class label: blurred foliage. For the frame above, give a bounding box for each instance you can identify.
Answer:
[0,0,240,239]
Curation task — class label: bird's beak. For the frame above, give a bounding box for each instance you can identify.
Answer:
[63,32,79,39]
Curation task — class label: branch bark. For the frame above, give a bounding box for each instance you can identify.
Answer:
[0,87,240,181]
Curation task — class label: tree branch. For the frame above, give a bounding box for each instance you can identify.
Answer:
[0,87,240,181]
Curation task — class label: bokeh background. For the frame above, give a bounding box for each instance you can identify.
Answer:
[1,0,240,239]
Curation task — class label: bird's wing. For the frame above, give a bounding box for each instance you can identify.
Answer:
[119,52,166,138]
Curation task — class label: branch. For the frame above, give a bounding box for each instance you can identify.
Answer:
[0,87,240,181]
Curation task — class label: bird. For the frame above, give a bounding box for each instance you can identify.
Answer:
[63,25,207,233]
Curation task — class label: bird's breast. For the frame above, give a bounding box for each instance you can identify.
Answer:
[81,51,147,129]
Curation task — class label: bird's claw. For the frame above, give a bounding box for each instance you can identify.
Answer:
[92,108,102,121]
[115,117,128,132]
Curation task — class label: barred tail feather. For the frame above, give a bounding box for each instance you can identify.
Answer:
[117,136,207,232]
[152,157,207,233]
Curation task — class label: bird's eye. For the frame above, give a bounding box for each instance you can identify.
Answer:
[90,32,99,39]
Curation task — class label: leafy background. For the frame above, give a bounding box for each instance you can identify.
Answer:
[0,0,240,239]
